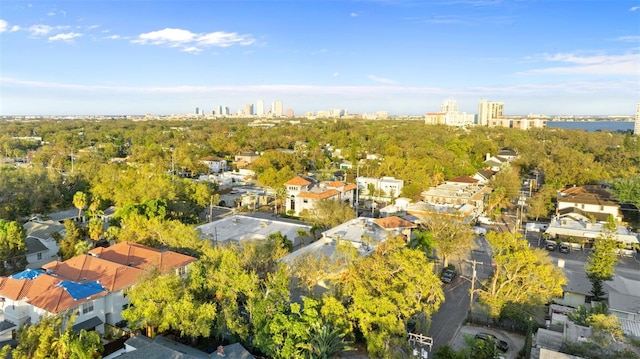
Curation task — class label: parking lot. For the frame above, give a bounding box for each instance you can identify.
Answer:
[449,325,526,359]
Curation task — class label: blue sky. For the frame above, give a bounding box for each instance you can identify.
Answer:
[1,0,638,116]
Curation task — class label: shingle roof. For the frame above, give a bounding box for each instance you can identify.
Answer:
[25,237,48,254]
[447,176,479,184]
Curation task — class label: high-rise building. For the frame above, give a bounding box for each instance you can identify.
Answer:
[195,107,200,115]
[256,100,265,116]
[217,105,224,116]
[477,99,504,126]
[635,103,640,136]
[244,103,254,116]
[441,99,458,113]
[273,101,283,117]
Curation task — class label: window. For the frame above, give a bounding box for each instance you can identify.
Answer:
[177,266,186,277]
[584,295,592,304]
[82,301,94,314]
[303,199,308,204]
[37,253,42,261]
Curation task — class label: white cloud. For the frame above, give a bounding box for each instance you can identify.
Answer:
[630,6,639,11]
[0,19,7,33]
[182,46,202,54]
[103,34,122,40]
[10,25,21,32]
[616,35,640,42]
[197,31,255,47]
[520,52,640,76]
[133,28,255,50]
[48,32,82,42]
[368,74,398,84]
[28,24,54,36]
[350,12,359,17]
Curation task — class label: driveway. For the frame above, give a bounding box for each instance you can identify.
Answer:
[450,325,526,359]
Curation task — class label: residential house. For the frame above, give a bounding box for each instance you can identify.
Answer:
[279,216,415,267]
[284,176,356,216]
[233,151,260,169]
[544,216,638,251]
[104,335,254,359]
[356,176,404,200]
[200,156,227,173]
[23,220,64,269]
[0,242,196,339]
[420,176,492,218]
[196,214,311,249]
[472,169,495,184]
[557,185,623,223]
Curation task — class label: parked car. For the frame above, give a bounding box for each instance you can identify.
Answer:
[473,226,487,236]
[475,332,509,352]
[559,243,570,253]
[440,268,457,283]
[545,241,557,251]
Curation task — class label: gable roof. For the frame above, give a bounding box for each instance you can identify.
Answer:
[284,176,312,186]
[23,220,65,241]
[447,176,479,184]
[25,237,48,255]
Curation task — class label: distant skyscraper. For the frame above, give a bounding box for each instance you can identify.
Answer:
[256,100,265,116]
[285,108,294,118]
[273,101,283,117]
[635,103,640,136]
[477,99,504,126]
[440,99,458,113]
[195,107,200,115]
[217,105,223,116]
[244,103,254,116]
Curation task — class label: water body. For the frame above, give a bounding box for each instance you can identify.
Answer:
[546,121,634,132]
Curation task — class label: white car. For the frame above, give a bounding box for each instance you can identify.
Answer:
[473,226,487,236]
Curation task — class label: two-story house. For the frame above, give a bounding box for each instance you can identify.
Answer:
[284,176,357,216]
[0,242,196,339]
[200,156,228,174]
[420,176,492,217]
[557,185,623,222]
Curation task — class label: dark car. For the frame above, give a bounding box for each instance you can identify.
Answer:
[559,243,570,253]
[475,332,509,352]
[440,268,456,283]
[545,241,557,251]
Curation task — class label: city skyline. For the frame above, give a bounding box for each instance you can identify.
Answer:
[0,1,638,116]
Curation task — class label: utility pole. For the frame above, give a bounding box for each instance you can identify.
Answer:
[209,195,214,222]
[464,259,483,323]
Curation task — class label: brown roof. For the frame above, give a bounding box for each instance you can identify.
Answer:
[447,176,479,184]
[297,189,340,200]
[374,216,417,229]
[0,243,196,314]
[28,285,107,313]
[284,176,312,186]
[88,242,197,272]
[560,185,612,199]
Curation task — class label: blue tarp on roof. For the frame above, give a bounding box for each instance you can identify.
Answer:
[10,269,43,280]
[58,281,105,300]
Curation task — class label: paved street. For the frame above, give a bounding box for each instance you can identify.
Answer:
[428,235,494,353]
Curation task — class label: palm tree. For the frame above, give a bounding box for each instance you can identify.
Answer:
[72,191,88,222]
[307,324,349,359]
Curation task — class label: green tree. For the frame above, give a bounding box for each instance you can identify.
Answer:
[417,211,476,268]
[0,219,27,274]
[479,231,566,317]
[299,199,356,229]
[7,313,103,359]
[72,191,88,221]
[58,220,85,261]
[586,215,621,302]
[342,238,445,357]
[86,217,104,242]
[588,313,625,348]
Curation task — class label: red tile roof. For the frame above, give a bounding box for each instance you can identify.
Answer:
[0,243,196,314]
[297,189,340,200]
[89,242,196,272]
[284,176,312,186]
[374,216,417,229]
